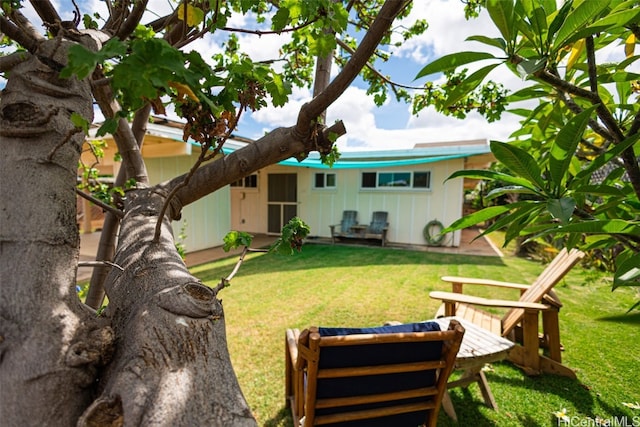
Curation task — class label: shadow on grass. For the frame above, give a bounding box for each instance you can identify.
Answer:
[597,312,640,325]
[487,367,596,420]
[192,243,507,282]
[438,387,497,426]
[263,406,292,427]
[262,398,497,427]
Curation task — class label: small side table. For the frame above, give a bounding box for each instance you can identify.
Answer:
[349,224,368,238]
[431,316,514,421]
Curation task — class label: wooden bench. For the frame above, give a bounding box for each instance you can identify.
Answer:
[330,211,389,247]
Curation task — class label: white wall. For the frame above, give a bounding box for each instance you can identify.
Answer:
[253,159,466,247]
[145,156,231,253]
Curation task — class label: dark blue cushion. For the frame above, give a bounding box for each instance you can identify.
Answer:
[313,322,443,426]
[319,321,440,337]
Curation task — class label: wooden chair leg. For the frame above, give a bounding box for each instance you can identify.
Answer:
[521,309,541,375]
[476,370,498,410]
[441,390,458,421]
[542,308,562,362]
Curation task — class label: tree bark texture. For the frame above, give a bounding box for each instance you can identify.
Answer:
[78,189,255,426]
[0,39,113,425]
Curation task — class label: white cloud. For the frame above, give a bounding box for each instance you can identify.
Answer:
[241,0,534,151]
[393,1,503,63]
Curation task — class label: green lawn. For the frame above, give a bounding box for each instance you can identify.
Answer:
[190,243,640,427]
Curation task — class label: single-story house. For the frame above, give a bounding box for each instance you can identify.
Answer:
[80,117,494,252]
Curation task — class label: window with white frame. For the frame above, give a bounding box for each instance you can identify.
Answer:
[361,171,431,189]
[231,174,258,188]
[314,172,336,189]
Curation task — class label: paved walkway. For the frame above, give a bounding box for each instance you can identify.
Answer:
[78,227,501,282]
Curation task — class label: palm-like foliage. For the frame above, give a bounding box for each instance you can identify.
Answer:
[416,0,640,309]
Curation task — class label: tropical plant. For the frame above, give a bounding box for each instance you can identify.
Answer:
[415,0,640,309]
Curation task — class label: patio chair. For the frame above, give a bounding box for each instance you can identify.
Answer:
[430,247,584,378]
[285,320,465,427]
[364,211,389,246]
[329,210,358,244]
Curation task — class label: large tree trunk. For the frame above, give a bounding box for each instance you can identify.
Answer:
[0,39,113,425]
[78,188,255,426]
[0,39,255,427]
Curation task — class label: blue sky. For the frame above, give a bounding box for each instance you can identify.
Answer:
[14,1,628,152]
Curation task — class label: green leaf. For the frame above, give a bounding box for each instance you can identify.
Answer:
[486,0,516,50]
[269,217,310,255]
[548,106,597,192]
[613,254,640,290]
[415,52,496,79]
[443,63,501,109]
[446,169,541,192]
[442,205,515,234]
[552,0,610,51]
[266,71,291,107]
[465,35,507,51]
[482,202,544,238]
[60,38,127,80]
[547,198,576,224]
[490,141,546,190]
[562,7,640,48]
[485,185,540,200]
[272,6,290,32]
[223,231,254,252]
[572,184,625,197]
[96,118,118,137]
[582,7,640,35]
[554,219,640,235]
[70,112,89,135]
[547,0,573,43]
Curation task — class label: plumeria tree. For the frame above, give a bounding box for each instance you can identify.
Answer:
[416,0,640,308]
[0,1,433,425]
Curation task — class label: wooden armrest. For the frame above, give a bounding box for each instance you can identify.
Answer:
[430,291,548,311]
[286,329,300,366]
[441,276,530,291]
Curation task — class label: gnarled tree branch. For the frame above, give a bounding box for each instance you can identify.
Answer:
[29,0,61,26]
[0,15,39,53]
[115,0,148,40]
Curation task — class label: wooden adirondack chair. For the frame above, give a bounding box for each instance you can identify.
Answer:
[329,210,358,243]
[364,211,389,246]
[285,321,465,427]
[430,248,584,378]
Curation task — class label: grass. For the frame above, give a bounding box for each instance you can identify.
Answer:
[190,243,640,427]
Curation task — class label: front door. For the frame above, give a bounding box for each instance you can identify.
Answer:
[230,174,259,232]
[268,173,297,234]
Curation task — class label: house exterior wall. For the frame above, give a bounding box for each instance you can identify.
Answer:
[144,156,231,253]
[233,159,466,247]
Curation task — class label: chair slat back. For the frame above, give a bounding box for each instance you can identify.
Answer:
[340,210,358,233]
[501,248,584,335]
[297,321,464,427]
[367,211,388,234]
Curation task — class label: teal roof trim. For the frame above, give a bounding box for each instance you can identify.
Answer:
[274,153,472,169]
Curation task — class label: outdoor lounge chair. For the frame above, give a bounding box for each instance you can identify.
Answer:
[285,320,465,427]
[430,247,584,378]
[364,211,389,246]
[329,210,358,244]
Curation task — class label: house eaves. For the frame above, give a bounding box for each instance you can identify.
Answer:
[90,118,491,170]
